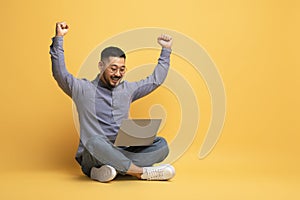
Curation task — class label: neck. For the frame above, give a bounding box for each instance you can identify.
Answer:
[99,74,113,89]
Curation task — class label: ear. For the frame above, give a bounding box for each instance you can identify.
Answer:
[98,61,104,71]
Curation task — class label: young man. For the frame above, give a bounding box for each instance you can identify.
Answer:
[50,22,175,182]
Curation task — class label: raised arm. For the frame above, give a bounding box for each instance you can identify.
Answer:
[131,34,173,101]
[50,22,76,97]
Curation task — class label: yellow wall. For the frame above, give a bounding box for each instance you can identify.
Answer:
[0,0,299,198]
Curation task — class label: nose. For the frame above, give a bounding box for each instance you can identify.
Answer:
[115,69,121,76]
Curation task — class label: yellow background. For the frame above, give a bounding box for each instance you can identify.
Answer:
[0,0,299,199]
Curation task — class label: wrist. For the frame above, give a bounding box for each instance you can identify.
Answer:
[55,33,64,37]
[162,46,172,50]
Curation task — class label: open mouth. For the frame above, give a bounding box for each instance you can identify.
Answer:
[111,76,121,83]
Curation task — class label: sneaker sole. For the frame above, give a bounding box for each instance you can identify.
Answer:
[90,165,117,183]
[162,164,176,180]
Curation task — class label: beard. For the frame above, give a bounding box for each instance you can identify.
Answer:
[102,73,123,88]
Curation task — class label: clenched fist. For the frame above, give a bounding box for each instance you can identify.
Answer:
[55,22,69,37]
[157,34,173,49]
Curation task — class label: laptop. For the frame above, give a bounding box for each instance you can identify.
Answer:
[114,119,162,146]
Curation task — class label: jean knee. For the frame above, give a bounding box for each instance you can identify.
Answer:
[84,136,109,154]
[155,136,170,160]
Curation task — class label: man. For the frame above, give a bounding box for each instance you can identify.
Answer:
[50,22,175,182]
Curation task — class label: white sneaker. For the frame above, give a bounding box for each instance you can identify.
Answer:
[90,165,117,183]
[141,164,175,181]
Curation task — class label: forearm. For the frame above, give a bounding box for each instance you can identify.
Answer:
[131,48,171,101]
[50,36,73,96]
[152,47,172,85]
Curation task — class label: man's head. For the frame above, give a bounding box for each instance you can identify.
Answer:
[99,46,126,88]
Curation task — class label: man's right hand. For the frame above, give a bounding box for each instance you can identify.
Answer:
[55,22,69,37]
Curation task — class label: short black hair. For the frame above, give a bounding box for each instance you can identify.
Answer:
[101,46,126,61]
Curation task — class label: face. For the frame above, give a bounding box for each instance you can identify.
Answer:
[99,56,126,88]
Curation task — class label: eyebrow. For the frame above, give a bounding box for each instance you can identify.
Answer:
[110,64,126,68]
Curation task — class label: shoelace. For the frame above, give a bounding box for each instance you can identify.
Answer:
[144,168,165,180]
